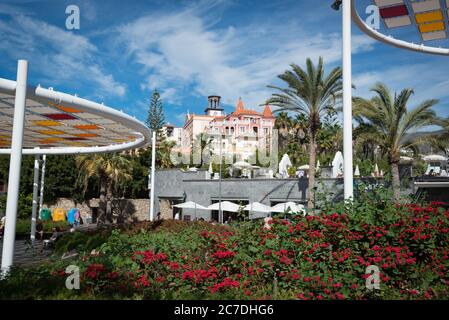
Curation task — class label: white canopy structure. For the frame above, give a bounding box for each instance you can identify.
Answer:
[207,201,241,212]
[270,202,306,215]
[0,60,151,273]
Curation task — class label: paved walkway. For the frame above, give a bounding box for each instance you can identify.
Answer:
[0,224,100,267]
[0,239,53,267]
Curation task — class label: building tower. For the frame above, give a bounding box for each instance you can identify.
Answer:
[204,95,224,116]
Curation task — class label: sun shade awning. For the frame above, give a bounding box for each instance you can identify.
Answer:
[0,77,151,155]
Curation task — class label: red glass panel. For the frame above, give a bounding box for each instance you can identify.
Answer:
[45,114,78,120]
[380,5,408,19]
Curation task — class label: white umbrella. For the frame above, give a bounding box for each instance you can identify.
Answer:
[244,202,271,220]
[208,162,213,174]
[399,156,413,163]
[207,201,241,212]
[233,161,252,168]
[316,160,321,171]
[332,151,344,178]
[173,201,208,220]
[270,202,305,215]
[374,163,379,175]
[423,154,447,162]
[278,154,292,178]
[298,164,310,170]
[354,165,360,177]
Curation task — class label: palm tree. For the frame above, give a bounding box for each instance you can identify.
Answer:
[266,57,342,209]
[275,112,293,150]
[76,153,133,222]
[353,83,440,201]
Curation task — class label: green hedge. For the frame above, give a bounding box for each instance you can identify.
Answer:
[15,219,69,236]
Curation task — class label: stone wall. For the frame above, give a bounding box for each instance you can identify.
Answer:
[45,198,149,222]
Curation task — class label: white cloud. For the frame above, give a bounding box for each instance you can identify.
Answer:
[0,11,126,99]
[116,3,376,113]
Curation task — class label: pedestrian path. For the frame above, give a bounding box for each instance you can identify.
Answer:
[0,239,53,267]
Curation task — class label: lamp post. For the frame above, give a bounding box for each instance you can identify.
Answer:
[149,130,156,221]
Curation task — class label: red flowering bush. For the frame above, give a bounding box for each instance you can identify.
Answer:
[2,202,449,300]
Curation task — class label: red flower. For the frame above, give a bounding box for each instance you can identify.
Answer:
[136,274,150,287]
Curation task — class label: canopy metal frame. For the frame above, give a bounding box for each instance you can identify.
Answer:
[1,60,151,273]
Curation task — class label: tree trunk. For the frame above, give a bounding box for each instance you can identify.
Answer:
[391,161,401,202]
[99,176,107,222]
[307,134,317,210]
[106,183,113,223]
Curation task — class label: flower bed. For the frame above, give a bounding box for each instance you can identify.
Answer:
[1,202,448,300]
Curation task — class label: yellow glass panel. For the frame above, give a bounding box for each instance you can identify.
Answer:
[415,10,443,24]
[419,21,445,33]
[38,130,65,135]
[113,139,127,143]
[34,120,63,127]
[64,141,88,147]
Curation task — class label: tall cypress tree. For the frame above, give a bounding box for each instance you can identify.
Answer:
[146,89,165,133]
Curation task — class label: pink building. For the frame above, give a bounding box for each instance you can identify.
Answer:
[182,96,275,162]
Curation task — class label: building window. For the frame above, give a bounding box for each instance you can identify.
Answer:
[240,126,246,133]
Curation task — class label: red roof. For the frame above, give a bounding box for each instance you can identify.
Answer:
[263,104,274,118]
[231,98,263,116]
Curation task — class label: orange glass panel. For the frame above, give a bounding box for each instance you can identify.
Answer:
[74,133,98,138]
[415,10,443,24]
[419,21,445,33]
[34,120,63,127]
[113,139,127,143]
[74,124,101,130]
[49,103,82,113]
[41,137,64,142]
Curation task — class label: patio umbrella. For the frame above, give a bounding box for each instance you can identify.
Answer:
[316,160,321,171]
[173,201,208,220]
[207,201,241,213]
[243,202,271,219]
[270,202,305,215]
[298,164,309,170]
[423,154,448,162]
[354,165,360,177]
[374,163,379,176]
[278,154,292,178]
[233,161,252,168]
[208,162,213,174]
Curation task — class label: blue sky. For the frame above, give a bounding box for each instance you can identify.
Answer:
[0,0,448,127]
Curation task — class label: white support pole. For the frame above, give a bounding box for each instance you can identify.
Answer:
[149,131,156,221]
[30,154,40,243]
[1,60,28,273]
[343,0,354,200]
[38,154,46,216]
